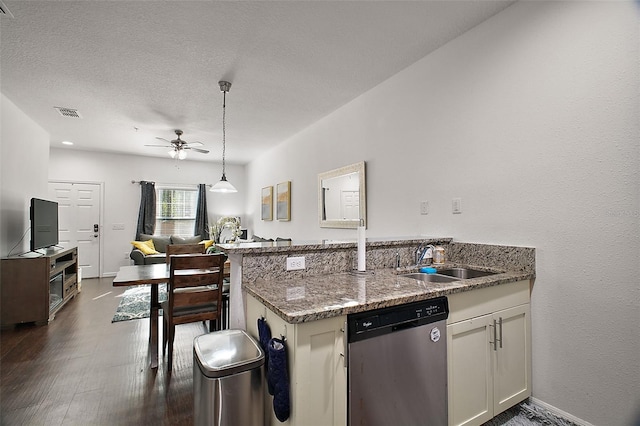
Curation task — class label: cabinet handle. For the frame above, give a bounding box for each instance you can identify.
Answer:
[340,321,348,368]
[491,319,498,351]
[498,317,503,349]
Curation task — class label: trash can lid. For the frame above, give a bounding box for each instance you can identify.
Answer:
[194,329,265,378]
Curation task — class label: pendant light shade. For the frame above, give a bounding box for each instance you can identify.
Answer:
[211,175,237,193]
[211,80,237,193]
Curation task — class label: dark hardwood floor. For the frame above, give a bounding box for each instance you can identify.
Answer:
[1,277,209,425]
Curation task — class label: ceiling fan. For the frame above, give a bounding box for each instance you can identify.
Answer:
[145,129,209,160]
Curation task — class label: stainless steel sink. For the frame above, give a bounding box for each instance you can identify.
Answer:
[401,273,459,283]
[436,268,497,279]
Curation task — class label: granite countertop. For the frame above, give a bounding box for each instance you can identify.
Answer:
[217,236,452,254]
[244,264,534,324]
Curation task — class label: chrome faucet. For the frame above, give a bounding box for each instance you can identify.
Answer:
[415,243,435,266]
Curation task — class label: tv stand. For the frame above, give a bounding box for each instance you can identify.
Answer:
[1,246,78,328]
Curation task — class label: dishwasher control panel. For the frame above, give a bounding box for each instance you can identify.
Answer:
[348,297,448,343]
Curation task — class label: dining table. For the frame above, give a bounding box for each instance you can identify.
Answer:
[112,263,169,369]
[112,261,231,369]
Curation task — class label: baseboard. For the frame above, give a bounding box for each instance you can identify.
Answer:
[529,397,595,426]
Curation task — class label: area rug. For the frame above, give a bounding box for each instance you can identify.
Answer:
[112,284,167,323]
[483,400,579,426]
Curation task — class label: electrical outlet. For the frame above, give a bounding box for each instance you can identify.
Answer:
[420,201,429,215]
[452,198,462,214]
[286,256,305,271]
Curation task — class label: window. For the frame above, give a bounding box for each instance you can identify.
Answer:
[155,187,198,236]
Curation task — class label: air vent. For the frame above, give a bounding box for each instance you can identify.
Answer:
[0,1,14,18]
[54,107,83,119]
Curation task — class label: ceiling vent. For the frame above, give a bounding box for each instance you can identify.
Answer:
[0,1,14,18]
[54,107,83,119]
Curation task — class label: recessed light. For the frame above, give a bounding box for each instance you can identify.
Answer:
[62,141,74,145]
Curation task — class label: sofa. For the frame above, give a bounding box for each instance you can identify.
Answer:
[130,234,213,265]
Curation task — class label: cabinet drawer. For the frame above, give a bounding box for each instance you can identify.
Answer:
[447,280,530,324]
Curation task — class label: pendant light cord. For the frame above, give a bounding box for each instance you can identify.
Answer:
[222,90,227,177]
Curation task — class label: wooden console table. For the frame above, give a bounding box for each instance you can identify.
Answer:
[1,247,79,328]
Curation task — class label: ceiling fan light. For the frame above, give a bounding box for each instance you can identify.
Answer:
[178,149,187,160]
[168,149,177,158]
[210,174,237,193]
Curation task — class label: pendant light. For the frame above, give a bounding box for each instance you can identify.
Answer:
[210,81,237,193]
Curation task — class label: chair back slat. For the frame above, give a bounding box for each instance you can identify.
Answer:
[165,243,205,263]
[172,270,221,288]
[173,288,217,308]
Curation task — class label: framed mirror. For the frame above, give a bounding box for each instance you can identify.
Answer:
[318,161,366,228]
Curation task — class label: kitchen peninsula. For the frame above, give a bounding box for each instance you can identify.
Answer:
[218,238,535,426]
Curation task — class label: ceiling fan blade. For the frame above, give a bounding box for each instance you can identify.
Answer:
[187,141,204,146]
[189,147,210,154]
[155,137,171,143]
[145,144,172,148]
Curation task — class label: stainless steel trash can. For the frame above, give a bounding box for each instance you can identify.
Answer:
[194,329,265,426]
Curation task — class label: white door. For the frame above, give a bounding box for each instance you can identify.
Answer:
[49,182,101,278]
[340,190,359,220]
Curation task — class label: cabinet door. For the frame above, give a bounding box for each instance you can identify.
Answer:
[245,294,266,341]
[447,313,493,426]
[246,295,347,426]
[493,304,531,415]
[295,315,347,426]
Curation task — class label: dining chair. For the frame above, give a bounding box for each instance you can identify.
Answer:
[165,243,205,262]
[221,260,231,329]
[161,252,228,371]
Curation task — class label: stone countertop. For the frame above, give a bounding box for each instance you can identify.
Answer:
[217,236,453,254]
[243,264,534,324]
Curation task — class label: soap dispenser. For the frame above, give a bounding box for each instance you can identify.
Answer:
[433,246,445,265]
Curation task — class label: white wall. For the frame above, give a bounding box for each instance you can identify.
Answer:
[246,2,639,425]
[0,94,50,257]
[48,148,246,275]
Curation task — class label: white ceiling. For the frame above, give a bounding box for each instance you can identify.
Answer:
[1,1,513,165]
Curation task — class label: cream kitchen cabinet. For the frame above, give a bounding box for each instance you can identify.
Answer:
[447,280,532,426]
[246,294,347,426]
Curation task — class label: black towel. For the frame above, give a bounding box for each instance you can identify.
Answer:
[267,337,290,422]
[257,317,272,391]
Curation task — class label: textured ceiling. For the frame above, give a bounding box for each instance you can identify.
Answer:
[1,1,513,164]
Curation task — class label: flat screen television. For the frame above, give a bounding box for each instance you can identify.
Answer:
[30,198,59,252]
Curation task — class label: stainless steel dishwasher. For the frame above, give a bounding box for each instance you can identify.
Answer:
[347,297,449,426]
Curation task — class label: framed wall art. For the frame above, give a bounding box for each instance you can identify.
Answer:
[261,186,273,221]
[276,181,291,221]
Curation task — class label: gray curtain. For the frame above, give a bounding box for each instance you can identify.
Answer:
[194,184,209,239]
[135,181,156,239]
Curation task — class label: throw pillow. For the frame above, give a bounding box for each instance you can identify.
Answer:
[199,240,214,250]
[140,233,171,253]
[131,239,159,255]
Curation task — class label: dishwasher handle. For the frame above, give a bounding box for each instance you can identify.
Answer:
[392,320,421,332]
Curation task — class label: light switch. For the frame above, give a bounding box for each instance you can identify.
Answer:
[420,201,429,215]
[452,198,462,214]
